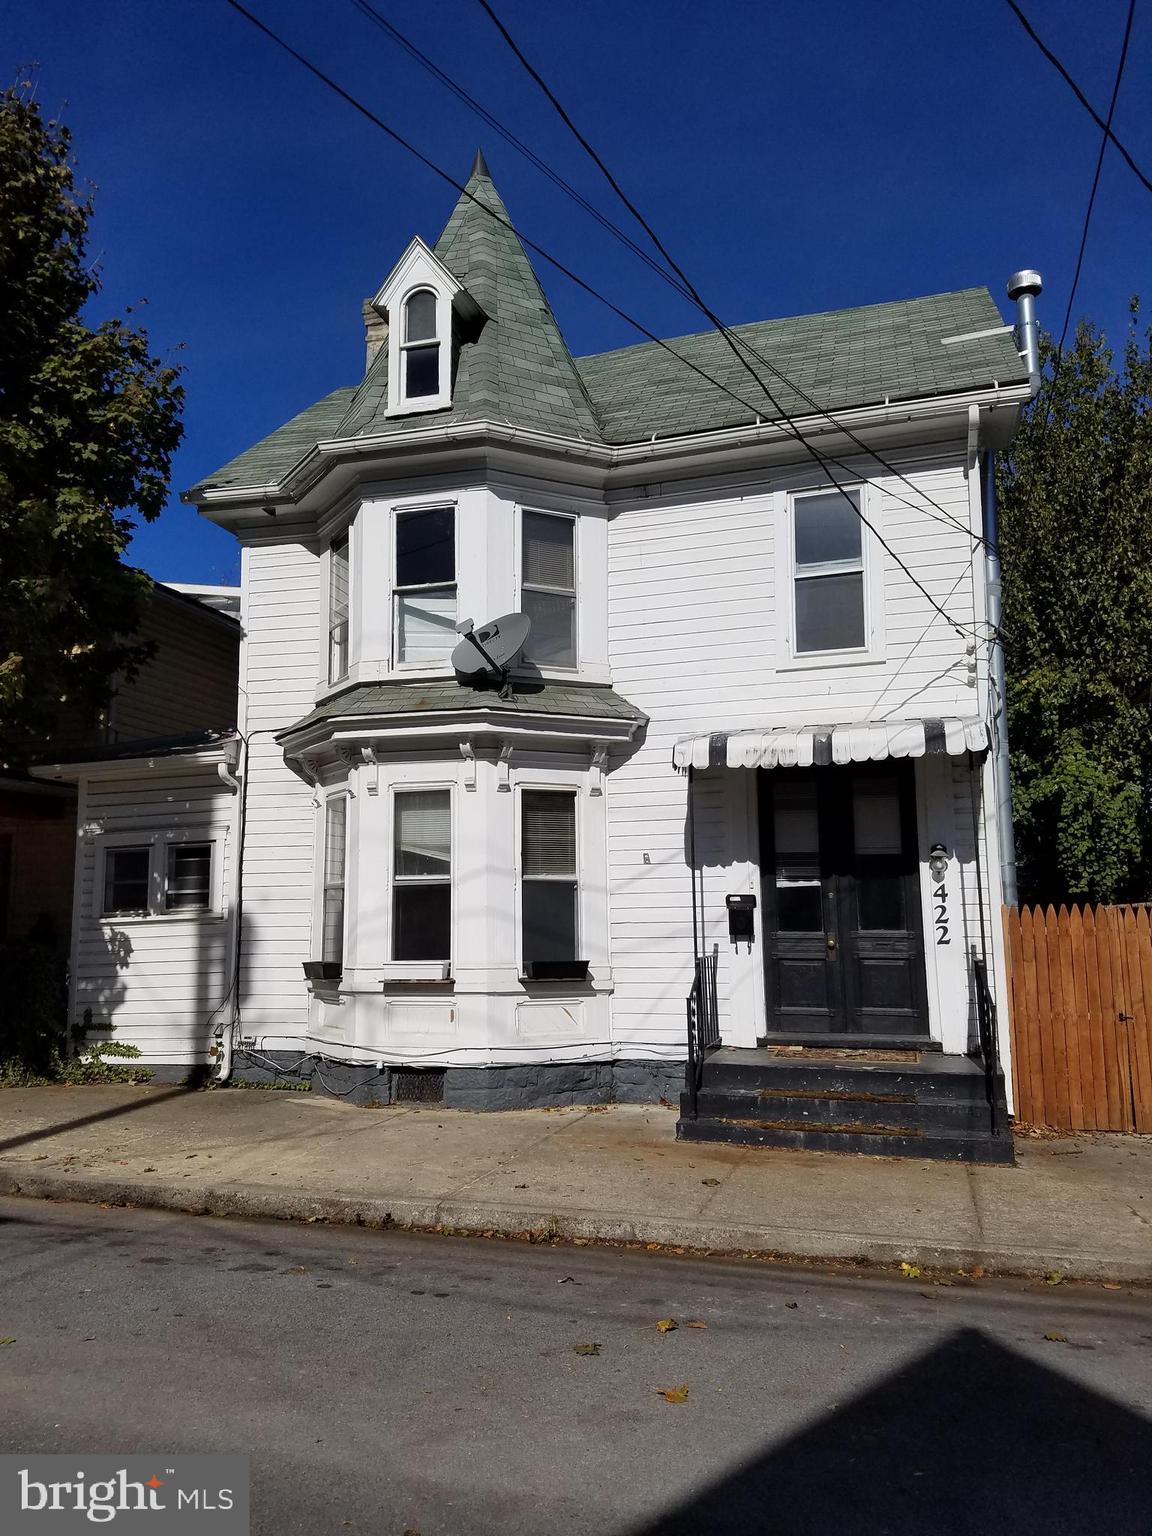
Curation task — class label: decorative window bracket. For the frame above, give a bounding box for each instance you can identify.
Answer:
[589,744,608,797]
[497,742,514,793]
[459,739,477,792]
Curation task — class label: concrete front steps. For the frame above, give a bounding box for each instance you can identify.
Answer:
[678,1046,1013,1164]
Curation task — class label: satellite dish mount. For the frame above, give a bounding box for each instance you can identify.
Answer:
[451,613,531,700]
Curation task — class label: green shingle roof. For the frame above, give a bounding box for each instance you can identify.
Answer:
[189,162,1028,495]
[278,680,647,740]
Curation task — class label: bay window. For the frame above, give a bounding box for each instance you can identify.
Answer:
[792,488,866,654]
[522,511,576,668]
[394,507,456,665]
[393,790,451,961]
[521,790,578,962]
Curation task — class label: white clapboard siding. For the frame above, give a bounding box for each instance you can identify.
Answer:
[237,540,321,1034]
[74,768,234,1064]
[109,593,239,740]
[605,456,980,1054]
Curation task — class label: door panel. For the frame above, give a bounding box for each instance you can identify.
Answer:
[760,764,928,1038]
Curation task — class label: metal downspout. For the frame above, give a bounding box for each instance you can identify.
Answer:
[982,450,1018,907]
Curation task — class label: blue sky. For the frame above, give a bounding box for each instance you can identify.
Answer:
[9,0,1150,585]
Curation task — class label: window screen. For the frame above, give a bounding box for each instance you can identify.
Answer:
[794,489,866,653]
[395,508,456,664]
[522,512,576,668]
[165,844,212,911]
[103,847,151,916]
[521,790,578,962]
[322,797,346,967]
[329,533,350,683]
[393,790,451,961]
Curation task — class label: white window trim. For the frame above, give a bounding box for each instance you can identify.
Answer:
[391,503,458,672]
[518,507,579,673]
[327,531,351,686]
[317,791,349,970]
[97,829,224,924]
[396,286,448,410]
[514,782,581,976]
[388,784,455,966]
[778,482,887,670]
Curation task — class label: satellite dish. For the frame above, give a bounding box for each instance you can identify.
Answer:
[451,613,531,678]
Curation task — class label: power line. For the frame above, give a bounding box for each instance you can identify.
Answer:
[1005,0,1152,197]
[1056,0,1136,356]
[222,0,992,642]
[473,0,995,624]
[355,0,991,555]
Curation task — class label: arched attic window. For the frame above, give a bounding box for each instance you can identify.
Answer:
[401,288,441,401]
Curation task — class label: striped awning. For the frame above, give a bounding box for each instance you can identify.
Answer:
[673,717,989,772]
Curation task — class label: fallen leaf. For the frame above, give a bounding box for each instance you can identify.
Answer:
[1043,1332,1068,1343]
[645,1243,662,1251]
[970,1265,985,1280]
[514,1184,528,1190]
[0,1337,15,1346]
[785,1301,798,1310]
[656,1384,689,1403]
[573,1343,601,1356]
[1102,1283,1123,1291]
[558,1276,578,1285]
[701,1178,721,1187]
[655,1318,678,1333]
[685,1320,708,1329]
[1045,1271,1064,1286]
[900,1262,922,1279]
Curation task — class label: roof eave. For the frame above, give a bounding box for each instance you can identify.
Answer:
[278,706,644,757]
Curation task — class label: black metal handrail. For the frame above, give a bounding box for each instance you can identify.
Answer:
[685,944,720,1119]
[971,948,1000,1134]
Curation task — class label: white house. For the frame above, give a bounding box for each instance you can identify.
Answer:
[37,154,1038,1159]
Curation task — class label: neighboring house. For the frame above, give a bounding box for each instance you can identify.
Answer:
[36,154,1037,1158]
[20,584,240,1061]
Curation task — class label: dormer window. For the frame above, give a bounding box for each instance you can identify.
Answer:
[373,236,482,419]
[402,289,441,400]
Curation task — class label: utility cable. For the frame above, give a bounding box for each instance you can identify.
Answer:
[1055,0,1136,356]
[353,0,992,554]
[1005,0,1151,197]
[474,0,997,616]
[223,0,994,642]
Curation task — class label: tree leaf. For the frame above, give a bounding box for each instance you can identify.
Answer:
[1045,1271,1065,1286]
[656,1384,689,1403]
[900,1262,922,1279]
[573,1343,601,1356]
[685,1320,708,1329]
[1043,1332,1068,1343]
[655,1318,678,1333]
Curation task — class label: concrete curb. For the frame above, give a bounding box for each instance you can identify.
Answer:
[2,1165,1147,1284]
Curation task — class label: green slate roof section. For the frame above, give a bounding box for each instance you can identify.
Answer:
[278,680,647,740]
[196,387,355,492]
[336,162,601,442]
[575,288,1027,444]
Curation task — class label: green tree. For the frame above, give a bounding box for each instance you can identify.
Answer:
[997,305,1152,904]
[0,84,183,763]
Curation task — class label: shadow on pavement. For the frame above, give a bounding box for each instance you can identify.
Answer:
[0,1084,201,1155]
[629,1326,1152,1536]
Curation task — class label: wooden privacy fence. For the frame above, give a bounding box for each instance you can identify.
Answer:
[1004,904,1152,1132]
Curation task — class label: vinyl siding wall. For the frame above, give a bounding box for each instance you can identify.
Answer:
[236,539,322,1037]
[605,451,992,1056]
[74,767,235,1064]
[109,594,239,740]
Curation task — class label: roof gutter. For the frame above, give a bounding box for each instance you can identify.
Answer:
[187,379,1033,515]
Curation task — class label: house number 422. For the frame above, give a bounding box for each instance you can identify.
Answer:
[933,882,950,945]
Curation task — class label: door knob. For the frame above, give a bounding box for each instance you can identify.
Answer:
[826,935,837,951]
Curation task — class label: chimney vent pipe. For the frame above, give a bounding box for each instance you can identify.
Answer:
[1007,269,1043,397]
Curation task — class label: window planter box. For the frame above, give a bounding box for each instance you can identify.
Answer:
[522,960,589,982]
[377,961,452,983]
[303,961,342,982]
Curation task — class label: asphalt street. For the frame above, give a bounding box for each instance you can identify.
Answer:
[0,1196,1150,1535]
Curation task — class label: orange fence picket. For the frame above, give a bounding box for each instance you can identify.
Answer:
[1004,903,1152,1132]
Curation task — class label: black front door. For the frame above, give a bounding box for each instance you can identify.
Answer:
[759,763,928,1038]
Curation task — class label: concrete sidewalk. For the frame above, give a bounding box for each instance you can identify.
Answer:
[0,1084,1149,1281]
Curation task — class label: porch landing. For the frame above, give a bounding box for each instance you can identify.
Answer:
[680,1047,1013,1164]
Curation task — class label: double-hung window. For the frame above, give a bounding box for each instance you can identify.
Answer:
[401,289,441,401]
[321,797,347,968]
[392,790,451,961]
[792,488,866,654]
[328,533,350,683]
[394,507,456,665]
[102,840,216,918]
[522,511,576,668]
[521,790,579,963]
